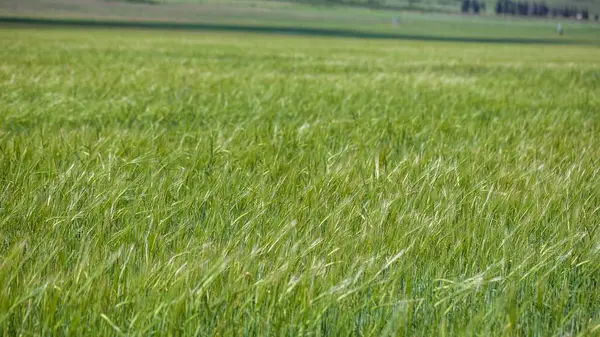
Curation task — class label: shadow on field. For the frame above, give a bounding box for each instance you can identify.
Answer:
[0,16,581,45]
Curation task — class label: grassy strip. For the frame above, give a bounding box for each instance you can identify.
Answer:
[0,16,589,45]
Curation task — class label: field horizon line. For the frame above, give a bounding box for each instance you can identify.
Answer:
[0,15,589,45]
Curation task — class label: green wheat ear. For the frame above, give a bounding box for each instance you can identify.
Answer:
[0,24,599,336]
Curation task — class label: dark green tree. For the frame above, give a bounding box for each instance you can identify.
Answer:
[461,0,471,13]
[496,0,504,14]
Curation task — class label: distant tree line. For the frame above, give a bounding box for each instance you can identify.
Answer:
[461,0,598,19]
[321,0,390,6]
[493,0,548,16]
[495,0,593,19]
[461,0,486,13]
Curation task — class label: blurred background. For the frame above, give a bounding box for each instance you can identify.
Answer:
[1,0,599,43]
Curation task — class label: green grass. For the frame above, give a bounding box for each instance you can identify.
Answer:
[1,27,600,336]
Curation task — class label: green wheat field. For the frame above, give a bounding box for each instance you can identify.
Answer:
[1,26,600,336]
